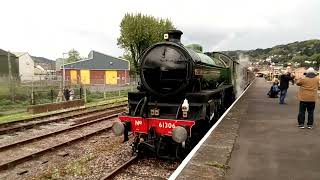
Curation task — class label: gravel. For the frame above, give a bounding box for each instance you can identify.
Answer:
[114,158,180,180]
[0,116,180,180]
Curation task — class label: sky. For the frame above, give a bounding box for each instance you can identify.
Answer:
[0,0,320,60]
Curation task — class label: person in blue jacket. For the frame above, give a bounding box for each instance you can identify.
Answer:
[268,80,280,98]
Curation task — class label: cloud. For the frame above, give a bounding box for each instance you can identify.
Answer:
[0,0,319,59]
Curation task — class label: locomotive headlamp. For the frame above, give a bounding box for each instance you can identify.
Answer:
[112,121,125,136]
[154,108,160,116]
[164,33,169,40]
[181,99,189,111]
[181,99,189,118]
[172,126,188,143]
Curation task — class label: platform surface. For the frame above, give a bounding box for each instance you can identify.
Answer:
[226,78,320,180]
[176,78,320,180]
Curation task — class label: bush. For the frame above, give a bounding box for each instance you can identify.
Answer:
[0,99,15,106]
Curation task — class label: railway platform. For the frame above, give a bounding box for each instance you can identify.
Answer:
[170,78,320,180]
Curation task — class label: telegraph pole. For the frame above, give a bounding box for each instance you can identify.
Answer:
[56,53,67,102]
[62,53,65,89]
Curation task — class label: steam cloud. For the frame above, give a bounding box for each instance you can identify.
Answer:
[235,54,251,97]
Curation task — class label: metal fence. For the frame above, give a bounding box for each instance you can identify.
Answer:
[0,75,138,114]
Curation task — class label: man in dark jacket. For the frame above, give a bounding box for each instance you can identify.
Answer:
[279,71,294,104]
[63,88,70,101]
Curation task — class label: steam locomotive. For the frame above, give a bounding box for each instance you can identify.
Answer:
[112,30,252,159]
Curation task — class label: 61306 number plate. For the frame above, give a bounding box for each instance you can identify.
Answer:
[119,116,195,136]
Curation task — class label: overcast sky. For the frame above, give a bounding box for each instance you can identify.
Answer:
[1,0,319,60]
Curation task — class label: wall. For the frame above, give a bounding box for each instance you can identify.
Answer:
[17,53,35,81]
[0,54,19,78]
[90,70,104,84]
[65,69,130,85]
[117,70,130,84]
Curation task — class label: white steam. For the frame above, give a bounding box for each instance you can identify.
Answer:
[235,54,251,97]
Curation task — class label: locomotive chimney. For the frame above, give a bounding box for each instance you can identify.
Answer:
[164,30,183,44]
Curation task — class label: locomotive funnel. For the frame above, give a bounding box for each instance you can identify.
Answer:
[165,30,183,44]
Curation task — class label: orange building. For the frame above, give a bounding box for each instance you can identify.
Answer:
[62,51,130,85]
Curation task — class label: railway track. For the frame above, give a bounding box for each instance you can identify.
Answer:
[100,157,179,180]
[101,156,138,180]
[0,107,126,171]
[0,101,127,135]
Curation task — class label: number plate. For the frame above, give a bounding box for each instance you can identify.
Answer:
[119,116,195,136]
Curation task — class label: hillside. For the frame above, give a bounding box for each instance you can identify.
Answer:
[31,56,56,70]
[218,39,320,67]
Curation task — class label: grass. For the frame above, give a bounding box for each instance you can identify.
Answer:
[0,96,128,124]
[42,153,95,179]
[0,112,31,124]
[86,96,127,107]
[0,83,131,124]
[205,161,230,169]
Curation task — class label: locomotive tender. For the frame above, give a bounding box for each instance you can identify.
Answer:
[112,30,248,159]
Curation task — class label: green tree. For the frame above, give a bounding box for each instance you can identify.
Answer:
[186,44,203,52]
[291,55,309,67]
[117,13,174,74]
[66,49,81,63]
[310,53,320,68]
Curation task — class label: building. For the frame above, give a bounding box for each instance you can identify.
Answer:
[62,50,130,85]
[13,52,56,81]
[12,52,35,81]
[0,49,19,80]
[31,56,56,75]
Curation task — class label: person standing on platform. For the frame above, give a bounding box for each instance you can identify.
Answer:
[296,67,319,129]
[63,88,70,101]
[279,71,294,104]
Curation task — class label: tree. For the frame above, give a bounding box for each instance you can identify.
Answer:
[66,49,81,63]
[310,53,320,68]
[186,44,203,52]
[291,55,309,67]
[117,13,174,74]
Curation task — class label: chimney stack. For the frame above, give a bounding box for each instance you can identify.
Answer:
[164,30,183,44]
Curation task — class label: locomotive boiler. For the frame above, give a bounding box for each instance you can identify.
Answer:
[112,30,241,159]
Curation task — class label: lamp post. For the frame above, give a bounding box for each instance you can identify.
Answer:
[62,52,68,89]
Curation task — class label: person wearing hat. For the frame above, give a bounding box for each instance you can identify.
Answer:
[296,67,319,129]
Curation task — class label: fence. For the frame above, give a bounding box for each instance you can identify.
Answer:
[0,75,138,115]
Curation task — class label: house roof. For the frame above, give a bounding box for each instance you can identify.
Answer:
[63,51,130,70]
[0,49,17,57]
[12,52,28,57]
[12,52,56,71]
